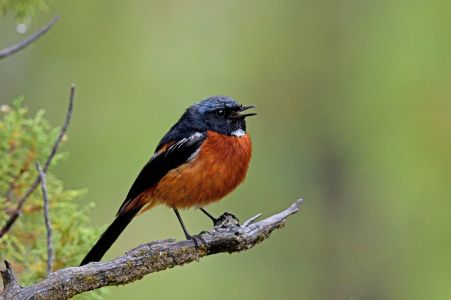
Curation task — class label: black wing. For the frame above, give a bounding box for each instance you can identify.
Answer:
[117,132,206,215]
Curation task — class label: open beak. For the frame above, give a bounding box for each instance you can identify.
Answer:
[231,105,257,118]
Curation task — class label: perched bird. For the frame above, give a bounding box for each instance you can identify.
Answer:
[80,96,256,265]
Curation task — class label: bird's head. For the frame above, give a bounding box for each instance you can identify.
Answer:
[181,96,256,135]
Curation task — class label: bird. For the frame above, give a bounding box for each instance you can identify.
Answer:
[80,96,256,265]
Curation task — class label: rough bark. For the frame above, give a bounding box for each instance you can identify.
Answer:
[0,199,302,300]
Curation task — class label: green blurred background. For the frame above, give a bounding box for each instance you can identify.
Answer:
[1,1,450,299]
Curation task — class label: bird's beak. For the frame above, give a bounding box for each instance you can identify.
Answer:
[232,105,257,118]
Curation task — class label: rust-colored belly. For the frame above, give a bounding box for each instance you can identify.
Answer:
[150,130,252,208]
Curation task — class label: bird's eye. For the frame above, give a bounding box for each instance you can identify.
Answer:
[216,109,226,118]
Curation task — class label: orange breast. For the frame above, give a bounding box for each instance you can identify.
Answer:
[150,130,252,208]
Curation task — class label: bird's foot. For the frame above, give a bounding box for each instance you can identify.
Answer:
[199,208,219,226]
[186,233,207,249]
[213,212,240,228]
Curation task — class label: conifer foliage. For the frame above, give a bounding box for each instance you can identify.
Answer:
[0,101,105,298]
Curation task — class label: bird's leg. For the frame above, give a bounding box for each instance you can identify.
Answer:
[199,207,218,224]
[173,208,206,248]
[173,208,193,240]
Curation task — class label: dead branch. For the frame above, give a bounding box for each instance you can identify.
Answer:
[0,16,59,60]
[36,163,54,275]
[0,85,76,239]
[0,199,303,300]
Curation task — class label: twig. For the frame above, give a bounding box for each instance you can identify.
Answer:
[0,199,303,300]
[0,16,59,60]
[0,85,76,239]
[36,163,54,275]
[242,213,262,227]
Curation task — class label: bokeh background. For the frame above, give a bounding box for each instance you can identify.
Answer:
[1,1,450,299]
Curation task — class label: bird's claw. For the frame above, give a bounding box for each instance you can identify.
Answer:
[187,234,207,249]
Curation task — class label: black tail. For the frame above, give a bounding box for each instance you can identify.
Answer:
[80,208,139,265]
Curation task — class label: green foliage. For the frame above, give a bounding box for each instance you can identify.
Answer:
[0,0,49,22]
[0,100,106,299]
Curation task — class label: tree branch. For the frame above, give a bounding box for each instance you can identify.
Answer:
[0,261,21,300]
[0,16,59,60]
[36,163,54,275]
[0,199,303,300]
[0,85,76,239]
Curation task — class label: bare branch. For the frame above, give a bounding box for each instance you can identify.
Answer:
[0,199,303,300]
[36,163,54,275]
[0,16,59,60]
[43,84,75,172]
[0,261,21,299]
[0,85,76,239]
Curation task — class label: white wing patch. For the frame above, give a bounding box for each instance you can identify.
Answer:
[192,132,204,138]
[164,132,204,157]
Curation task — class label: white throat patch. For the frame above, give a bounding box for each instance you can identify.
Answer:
[231,129,246,137]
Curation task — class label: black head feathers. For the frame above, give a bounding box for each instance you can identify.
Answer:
[157,96,256,149]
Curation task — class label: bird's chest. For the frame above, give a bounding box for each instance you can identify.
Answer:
[152,131,252,208]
